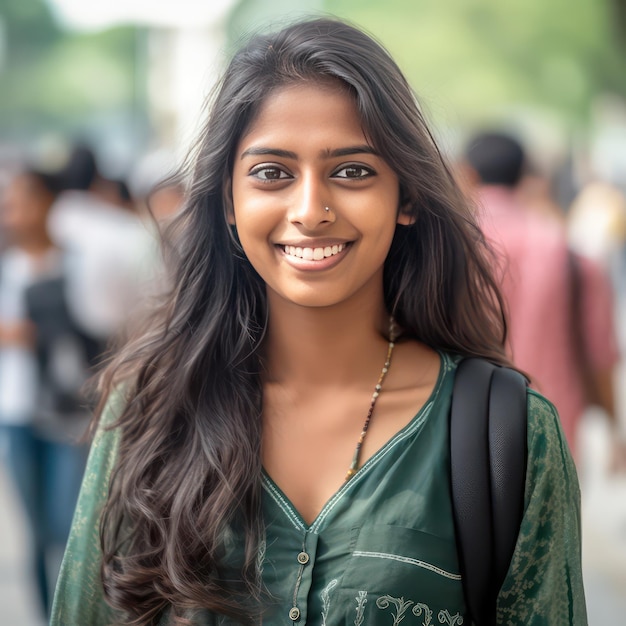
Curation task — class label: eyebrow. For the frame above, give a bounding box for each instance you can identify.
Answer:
[322,145,379,158]
[239,145,379,160]
[240,147,298,160]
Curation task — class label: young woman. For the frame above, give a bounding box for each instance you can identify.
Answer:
[51,17,586,626]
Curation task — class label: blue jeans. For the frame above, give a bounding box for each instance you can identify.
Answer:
[0,424,87,618]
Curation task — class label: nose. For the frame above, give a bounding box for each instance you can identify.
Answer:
[287,175,335,229]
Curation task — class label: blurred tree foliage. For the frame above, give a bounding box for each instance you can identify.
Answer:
[0,0,142,142]
[226,0,322,51]
[325,0,626,130]
[612,0,626,42]
[1,0,623,148]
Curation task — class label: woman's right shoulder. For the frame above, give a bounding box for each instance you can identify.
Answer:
[98,386,128,427]
[67,389,126,534]
[88,388,126,461]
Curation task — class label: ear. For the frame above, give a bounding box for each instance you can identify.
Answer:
[396,185,415,225]
[396,203,415,225]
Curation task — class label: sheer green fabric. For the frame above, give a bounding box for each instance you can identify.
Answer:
[50,392,121,626]
[496,391,586,624]
[51,355,587,625]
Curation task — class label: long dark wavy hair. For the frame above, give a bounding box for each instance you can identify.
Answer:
[97,16,509,625]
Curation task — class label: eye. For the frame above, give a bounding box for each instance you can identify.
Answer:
[249,165,291,182]
[332,164,375,180]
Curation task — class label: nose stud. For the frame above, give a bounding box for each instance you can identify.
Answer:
[324,206,332,213]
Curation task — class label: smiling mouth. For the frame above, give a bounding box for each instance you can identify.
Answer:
[282,243,348,261]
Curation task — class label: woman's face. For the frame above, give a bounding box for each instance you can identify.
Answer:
[0,173,52,243]
[230,81,408,311]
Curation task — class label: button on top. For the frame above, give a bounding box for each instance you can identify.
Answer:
[289,607,301,621]
[297,551,310,564]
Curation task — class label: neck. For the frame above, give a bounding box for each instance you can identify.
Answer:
[263,296,392,388]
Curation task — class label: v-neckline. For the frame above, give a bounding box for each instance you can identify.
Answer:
[261,352,447,533]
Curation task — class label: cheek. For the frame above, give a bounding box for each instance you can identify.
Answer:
[232,185,280,237]
[230,180,263,226]
[231,206,277,268]
[229,165,246,225]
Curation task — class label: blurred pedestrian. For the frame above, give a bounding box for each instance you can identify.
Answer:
[568,180,626,350]
[0,166,94,618]
[48,144,157,344]
[568,181,626,273]
[461,131,624,467]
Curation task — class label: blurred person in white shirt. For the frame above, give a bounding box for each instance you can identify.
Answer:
[48,144,157,343]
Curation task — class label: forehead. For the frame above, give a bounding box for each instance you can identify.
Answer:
[238,80,368,147]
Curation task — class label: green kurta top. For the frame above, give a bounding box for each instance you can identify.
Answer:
[51,353,587,625]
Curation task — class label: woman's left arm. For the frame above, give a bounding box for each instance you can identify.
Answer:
[496,390,588,625]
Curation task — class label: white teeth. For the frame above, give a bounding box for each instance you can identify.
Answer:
[283,243,345,260]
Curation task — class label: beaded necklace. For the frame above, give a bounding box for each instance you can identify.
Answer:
[345,317,396,481]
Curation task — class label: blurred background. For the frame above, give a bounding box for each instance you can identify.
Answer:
[3,0,626,189]
[1,0,625,623]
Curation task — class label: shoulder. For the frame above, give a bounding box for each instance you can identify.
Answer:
[523,389,581,520]
[391,340,446,386]
[50,390,126,624]
[497,388,586,622]
[526,390,575,465]
[90,390,126,462]
[77,391,125,502]
[65,389,126,518]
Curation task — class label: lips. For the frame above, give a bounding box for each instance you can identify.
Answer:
[283,243,346,261]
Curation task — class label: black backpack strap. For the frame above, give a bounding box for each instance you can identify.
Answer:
[450,358,528,626]
[488,365,528,588]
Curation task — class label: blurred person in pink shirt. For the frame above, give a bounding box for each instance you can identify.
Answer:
[461,131,624,467]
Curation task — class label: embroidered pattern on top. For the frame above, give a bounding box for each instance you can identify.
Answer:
[353,550,462,580]
[376,595,417,626]
[375,595,463,626]
[438,609,464,625]
[412,603,433,626]
[354,591,368,626]
[256,538,266,576]
[320,579,339,626]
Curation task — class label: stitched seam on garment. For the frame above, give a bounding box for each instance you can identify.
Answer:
[309,352,455,534]
[310,397,437,533]
[353,550,462,580]
[262,478,306,531]
[264,351,453,535]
